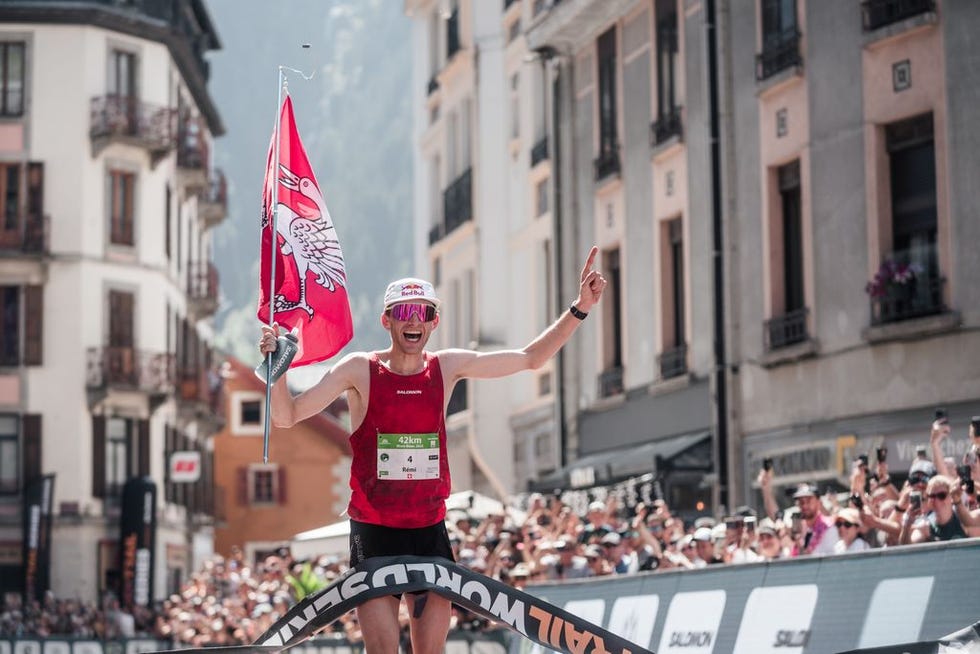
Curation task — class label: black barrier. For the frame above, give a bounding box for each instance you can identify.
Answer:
[512,539,980,654]
[151,556,653,654]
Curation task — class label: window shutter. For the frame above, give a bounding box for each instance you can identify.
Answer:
[22,414,41,487]
[237,466,249,506]
[23,285,42,365]
[137,419,150,477]
[92,415,106,498]
[277,466,287,505]
[26,162,43,252]
[164,426,174,503]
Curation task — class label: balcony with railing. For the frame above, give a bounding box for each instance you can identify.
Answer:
[86,347,175,397]
[531,137,549,167]
[177,115,210,193]
[756,29,803,82]
[862,0,935,32]
[658,344,688,380]
[89,95,175,162]
[199,169,228,229]
[187,262,220,318]
[0,212,48,256]
[177,364,225,428]
[868,248,945,327]
[593,145,620,182]
[650,106,684,147]
[598,366,624,398]
[442,167,473,236]
[764,307,809,350]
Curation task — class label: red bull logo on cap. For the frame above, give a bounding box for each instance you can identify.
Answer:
[400,283,425,297]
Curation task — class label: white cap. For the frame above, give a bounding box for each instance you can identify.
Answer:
[383,278,441,309]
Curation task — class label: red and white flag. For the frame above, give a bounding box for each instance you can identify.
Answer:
[257,96,353,366]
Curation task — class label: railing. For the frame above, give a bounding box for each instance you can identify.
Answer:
[870,274,944,326]
[650,106,683,146]
[177,366,224,417]
[89,95,174,153]
[86,347,174,394]
[443,168,473,235]
[862,0,935,31]
[755,29,802,81]
[598,366,624,398]
[764,307,809,350]
[0,213,48,255]
[447,378,468,415]
[530,137,549,167]
[593,146,620,182]
[447,9,461,59]
[187,262,219,315]
[177,116,209,170]
[658,344,687,380]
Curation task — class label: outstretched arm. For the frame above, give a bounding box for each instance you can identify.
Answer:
[442,246,607,380]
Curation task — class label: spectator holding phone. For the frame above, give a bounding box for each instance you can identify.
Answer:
[903,475,980,543]
[788,483,840,556]
[833,507,870,553]
[930,410,953,478]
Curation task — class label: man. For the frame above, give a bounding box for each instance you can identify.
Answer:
[692,527,723,566]
[259,247,606,654]
[789,483,839,555]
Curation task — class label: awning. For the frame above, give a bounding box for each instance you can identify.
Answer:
[530,430,711,492]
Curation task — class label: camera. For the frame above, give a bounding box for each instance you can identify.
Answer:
[910,491,922,511]
[935,407,948,423]
[744,516,756,533]
[957,464,975,495]
[850,494,863,509]
[763,457,774,472]
[876,446,887,463]
[856,454,869,469]
[725,516,744,530]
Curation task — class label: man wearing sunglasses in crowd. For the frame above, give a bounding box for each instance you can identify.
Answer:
[259,247,606,654]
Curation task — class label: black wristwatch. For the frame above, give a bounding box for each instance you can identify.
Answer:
[569,304,588,320]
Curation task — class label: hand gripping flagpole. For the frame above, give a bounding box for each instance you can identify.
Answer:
[263,54,316,464]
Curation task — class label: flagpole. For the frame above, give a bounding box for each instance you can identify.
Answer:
[262,67,286,464]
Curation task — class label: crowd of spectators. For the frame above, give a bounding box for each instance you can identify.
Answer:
[3,416,979,642]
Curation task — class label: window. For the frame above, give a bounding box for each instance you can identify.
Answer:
[757,0,801,81]
[535,178,549,216]
[0,415,17,494]
[246,464,283,505]
[105,417,131,498]
[888,113,937,267]
[655,0,679,118]
[659,219,687,379]
[1,164,18,232]
[779,161,804,314]
[108,170,135,246]
[0,285,41,366]
[598,248,624,396]
[252,468,275,504]
[108,49,136,98]
[0,42,25,117]
[241,399,262,426]
[595,28,619,180]
[165,185,172,259]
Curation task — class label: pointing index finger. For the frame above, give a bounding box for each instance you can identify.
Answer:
[581,246,599,281]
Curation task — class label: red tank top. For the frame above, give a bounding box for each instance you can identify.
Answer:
[347,352,451,528]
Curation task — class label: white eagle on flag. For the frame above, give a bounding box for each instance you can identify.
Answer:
[261,163,347,317]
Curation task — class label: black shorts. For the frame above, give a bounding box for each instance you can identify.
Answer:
[349,519,455,567]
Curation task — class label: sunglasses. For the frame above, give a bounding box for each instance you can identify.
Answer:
[387,302,437,322]
[835,520,859,529]
[909,473,932,485]
[927,491,949,501]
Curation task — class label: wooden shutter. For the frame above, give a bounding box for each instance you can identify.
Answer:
[26,162,43,252]
[137,419,150,477]
[277,467,287,505]
[108,290,134,347]
[237,466,248,506]
[23,285,42,365]
[22,414,41,487]
[92,415,106,498]
[164,425,173,503]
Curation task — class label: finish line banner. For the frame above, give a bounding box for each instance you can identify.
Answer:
[156,556,653,654]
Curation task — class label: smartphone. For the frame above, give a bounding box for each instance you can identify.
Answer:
[876,446,888,463]
[857,454,869,469]
[957,464,975,495]
[763,457,774,472]
[725,517,743,530]
[850,494,864,509]
[935,408,948,423]
[744,516,756,533]
[790,513,804,536]
[910,491,922,510]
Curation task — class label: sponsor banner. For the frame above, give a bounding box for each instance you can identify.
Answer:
[509,540,980,654]
[150,556,653,654]
[118,477,156,610]
[21,474,54,603]
[169,451,202,483]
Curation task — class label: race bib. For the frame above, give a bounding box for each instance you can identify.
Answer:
[377,433,440,480]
